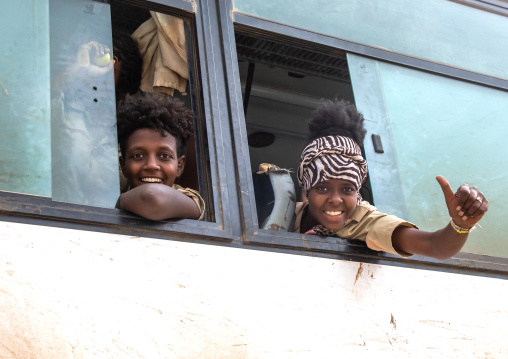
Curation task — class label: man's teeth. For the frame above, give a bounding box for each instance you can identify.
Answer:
[325,211,343,216]
[141,178,162,183]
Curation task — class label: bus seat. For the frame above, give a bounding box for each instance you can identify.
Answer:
[253,163,296,231]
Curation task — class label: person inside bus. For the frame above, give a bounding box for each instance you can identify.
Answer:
[115,93,205,220]
[112,29,143,101]
[293,99,488,260]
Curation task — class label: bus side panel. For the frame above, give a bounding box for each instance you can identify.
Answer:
[0,221,506,358]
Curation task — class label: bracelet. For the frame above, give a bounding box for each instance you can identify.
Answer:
[450,219,475,234]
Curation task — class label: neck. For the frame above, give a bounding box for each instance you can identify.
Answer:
[300,204,319,233]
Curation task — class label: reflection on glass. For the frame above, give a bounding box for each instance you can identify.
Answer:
[234,0,508,81]
[50,0,120,208]
[0,1,51,196]
[349,54,508,257]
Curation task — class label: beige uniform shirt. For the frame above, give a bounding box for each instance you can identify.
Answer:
[293,201,417,257]
[173,184,205,220]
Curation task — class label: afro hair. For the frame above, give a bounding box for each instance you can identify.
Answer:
[116,93,194,158]
[307,99,367,147]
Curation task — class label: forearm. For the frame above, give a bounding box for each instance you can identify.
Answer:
[119,184,200,220]
[427,223,469,259]
[392,224,469,260]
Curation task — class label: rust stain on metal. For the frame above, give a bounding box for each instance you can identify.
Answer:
[353,262,363,286]
[267,223,285,231]
[288,190,296,203]
[390,313,397,330]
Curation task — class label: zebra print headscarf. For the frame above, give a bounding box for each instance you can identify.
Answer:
[297,136,368,199]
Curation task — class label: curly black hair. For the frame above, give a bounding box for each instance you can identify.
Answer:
[112,30,142,99]
[117,93,194,158]
[307,99,367,147]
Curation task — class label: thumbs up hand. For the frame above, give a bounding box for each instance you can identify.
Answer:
[436,176,488,230]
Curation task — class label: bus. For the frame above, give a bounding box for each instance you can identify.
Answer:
[1,0,507,357]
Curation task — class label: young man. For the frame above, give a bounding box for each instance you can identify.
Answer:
[116,94,204,220]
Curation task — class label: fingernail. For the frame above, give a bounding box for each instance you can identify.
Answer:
[462,216,467,221]
[456,206,461,211]
[458,211,464,216]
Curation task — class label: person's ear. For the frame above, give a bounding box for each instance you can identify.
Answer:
[176,155,186,178]
[113,56,121,85]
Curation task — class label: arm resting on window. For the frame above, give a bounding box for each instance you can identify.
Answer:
[119,183,201,220]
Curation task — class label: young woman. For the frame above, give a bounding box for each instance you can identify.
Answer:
[294,99,488,260]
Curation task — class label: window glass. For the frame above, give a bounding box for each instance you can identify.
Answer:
[50,0,119,208]
[234,0,508,81]
[0,0,51,196]
[348,53,508,258]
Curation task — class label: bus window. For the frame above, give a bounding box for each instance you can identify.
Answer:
[1,0,213,221]
[235,31,373,228]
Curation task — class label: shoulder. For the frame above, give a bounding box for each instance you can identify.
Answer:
[338,201,417,257]
[292,201,308,233]
[172,184,206,220]
[345,201,417,231]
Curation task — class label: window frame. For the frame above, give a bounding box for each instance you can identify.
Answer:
[0,0,237,242]
[219,2,508,276]
[450,0,508,17]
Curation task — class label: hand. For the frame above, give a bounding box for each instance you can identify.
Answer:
[436,176,489,229]
[75,41,113,76]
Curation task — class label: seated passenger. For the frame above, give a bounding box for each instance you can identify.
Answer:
[116,94,204,220]
[294,99,488,260]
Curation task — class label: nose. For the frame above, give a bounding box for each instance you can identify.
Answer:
[328,190,343,205]
[144,155,160,170]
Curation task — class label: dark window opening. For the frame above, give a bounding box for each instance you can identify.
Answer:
[235,31,373,230]
[109,0,214,221]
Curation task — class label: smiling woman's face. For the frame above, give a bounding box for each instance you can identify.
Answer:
[307,179,358,231]
[121,128,184,189]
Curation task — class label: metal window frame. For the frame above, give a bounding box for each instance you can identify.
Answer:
[216,0,508,277]
[449,0,508,17]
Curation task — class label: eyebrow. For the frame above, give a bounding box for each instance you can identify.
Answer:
[127,145,176,152]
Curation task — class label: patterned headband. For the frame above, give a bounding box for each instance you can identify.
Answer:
[297,136,368,197]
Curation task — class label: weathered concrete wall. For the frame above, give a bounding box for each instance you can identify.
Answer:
[1,221,507,358]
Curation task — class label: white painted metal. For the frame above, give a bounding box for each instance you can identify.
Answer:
[0,221,506,358]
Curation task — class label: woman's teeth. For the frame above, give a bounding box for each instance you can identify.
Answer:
[324,211,343,216]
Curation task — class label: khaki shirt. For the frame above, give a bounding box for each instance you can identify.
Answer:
[173,184,205,220]
[293,201,417,257]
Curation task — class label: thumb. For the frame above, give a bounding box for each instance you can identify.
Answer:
[436,175,454,204]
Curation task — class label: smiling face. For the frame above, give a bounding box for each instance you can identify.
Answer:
[307,179,358,231]
[121,128,184,189]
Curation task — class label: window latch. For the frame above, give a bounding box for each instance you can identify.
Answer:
[371,134,384,154]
